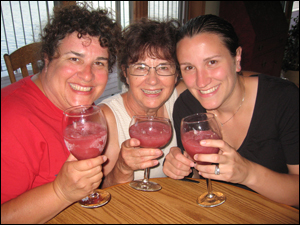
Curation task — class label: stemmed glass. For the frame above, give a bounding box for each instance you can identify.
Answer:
[129,115,172,191]
[62,105,110,208]
[181,113,226,207]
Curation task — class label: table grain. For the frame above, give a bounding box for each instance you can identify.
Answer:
[46,178,299,224]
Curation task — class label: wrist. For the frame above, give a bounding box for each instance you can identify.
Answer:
[101,166,134,189]
[52,180,74,205]
[114,161,134,181]
[241,159,258,187]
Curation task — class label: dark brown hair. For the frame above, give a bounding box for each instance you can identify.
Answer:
[177,14,243,75]
[40,3,122,73]
[177,14,240,57]
[118,18,181,87]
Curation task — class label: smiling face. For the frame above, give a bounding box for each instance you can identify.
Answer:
[125,52,178,115]
[176,33,242,110]
[39,32,109,111]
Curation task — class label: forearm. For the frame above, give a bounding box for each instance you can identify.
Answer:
[245,162,299,207]
[1,182,71,224]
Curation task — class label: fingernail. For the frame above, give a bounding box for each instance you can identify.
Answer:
[200,140,206,145]
[102,155,107,161]
[194,154,198,160]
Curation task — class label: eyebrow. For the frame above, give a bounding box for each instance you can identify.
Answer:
[179,55,222,65]
[66,51,108,61]
[179,62,192,66]
[134,62,173,65]
[203,55,222,61]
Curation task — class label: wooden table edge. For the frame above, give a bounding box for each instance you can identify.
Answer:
[102,177,299,212]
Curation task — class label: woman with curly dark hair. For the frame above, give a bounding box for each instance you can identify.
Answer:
[98,18,187,188]
[40,3,121,73]
[1,4,122,223]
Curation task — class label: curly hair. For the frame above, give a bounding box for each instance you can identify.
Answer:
[40,3,122,73]
[118,18,181,87]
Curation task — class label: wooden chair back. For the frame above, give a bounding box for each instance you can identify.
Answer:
[4,42,42,83]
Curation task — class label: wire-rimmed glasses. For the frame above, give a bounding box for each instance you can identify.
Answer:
[127,63,176,76]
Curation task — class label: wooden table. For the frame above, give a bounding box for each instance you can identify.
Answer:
[46,178,299,224]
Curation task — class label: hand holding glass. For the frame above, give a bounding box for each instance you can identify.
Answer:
[181,113,225,207]
[129,116,172,191]
[62,105,110,208]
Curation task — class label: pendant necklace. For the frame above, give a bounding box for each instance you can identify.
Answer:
[124,97,141,118]
[215,89,245,126]
[124,94,155,118]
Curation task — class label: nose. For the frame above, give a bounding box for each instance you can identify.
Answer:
[196,69,211,88]
[78,64,94,82]
[145,67,159,85]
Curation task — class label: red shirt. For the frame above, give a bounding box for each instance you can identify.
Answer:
[1,76,70,204]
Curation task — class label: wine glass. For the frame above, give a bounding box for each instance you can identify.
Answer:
[62,105,110,208]
[129,115,172,191]
[181,113,226,207]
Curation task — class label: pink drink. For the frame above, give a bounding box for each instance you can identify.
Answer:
[129,121,172,148]
[64,121,107,160]
[182,130,220,165]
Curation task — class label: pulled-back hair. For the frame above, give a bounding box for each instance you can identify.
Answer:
[177,14,240,57]
[40,3,122,72]
[118,18,181,87]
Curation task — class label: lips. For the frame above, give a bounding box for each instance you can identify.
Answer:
[142,89,162,94]
[70,83,92,92]
[199,85,219,94]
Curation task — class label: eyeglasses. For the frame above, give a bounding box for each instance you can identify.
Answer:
[127,63,176,76]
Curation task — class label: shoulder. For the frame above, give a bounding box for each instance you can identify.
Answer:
[175,79,187,96]
[257,74,299,98]
[98,103,117,127]
[252,74,299,126]
[98,102,120,149]
[99,93,121,115]
[175,89,199,108]
[100,93,122,105]
[2,77,31,102]
[244,73,298,97]
[173,89,205,120]
[2,79,37,120]
[241,70,261,77]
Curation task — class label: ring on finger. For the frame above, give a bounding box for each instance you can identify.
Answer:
[214,164,220,175]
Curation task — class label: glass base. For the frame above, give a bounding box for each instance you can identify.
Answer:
[129,180,161,192]
[197,191,226,207]
[78,189,111,208]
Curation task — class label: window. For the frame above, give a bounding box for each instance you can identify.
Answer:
[148,1,181,21]
[1,1,184,93]
[1,1,54,79]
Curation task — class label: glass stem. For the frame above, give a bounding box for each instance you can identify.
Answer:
[143,167,150,183]
[206,178,214,198]
[90,191,99,198]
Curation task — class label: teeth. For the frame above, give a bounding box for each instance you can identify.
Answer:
[70,83,92,92]
[142,89,162,94]
[200,86,218,94]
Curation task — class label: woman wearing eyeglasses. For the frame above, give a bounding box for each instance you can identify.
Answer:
[98,18,186,188]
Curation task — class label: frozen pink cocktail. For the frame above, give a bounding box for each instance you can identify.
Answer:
[64,121,107,160]
[129,121,172,148]
[182,130,220,165]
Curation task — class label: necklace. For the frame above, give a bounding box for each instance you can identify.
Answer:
[123,94,158,118]
[215,90,245,126]
[123,95,141,117]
